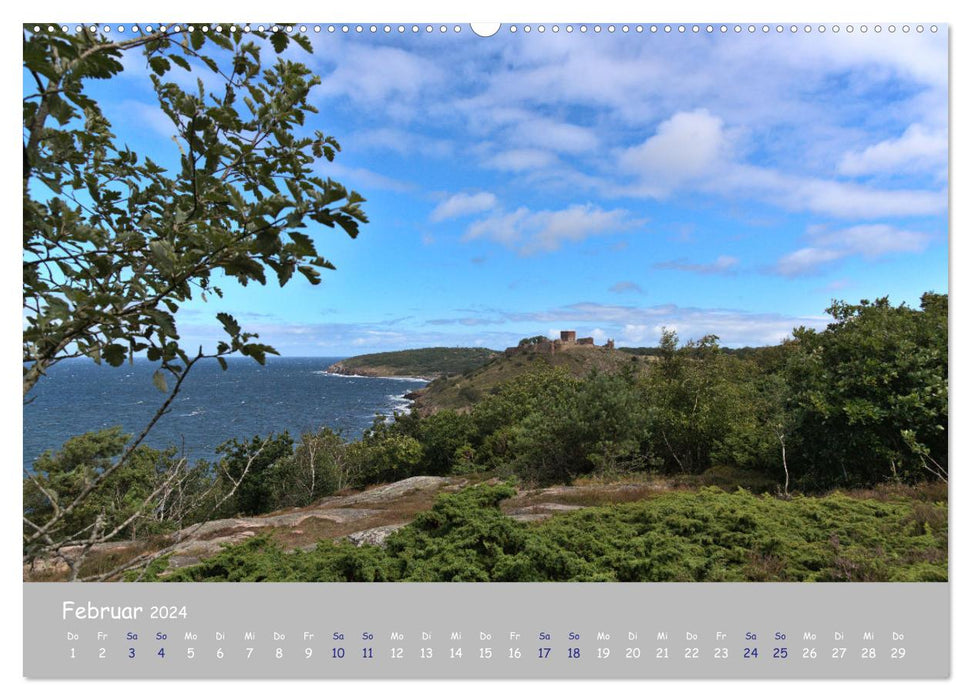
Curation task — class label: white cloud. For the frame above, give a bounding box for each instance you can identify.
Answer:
[315,44,444,108]
[505,301,825,347]
[430,192,499,222]
[618,110,735,196]
[812,224,932,258]
[802,31,948,91]
[464,208,531,248]
[509,118,599,154]
[118,100,177,140]
[619,318,799,347]
[609,281,644,294]
[301,35,946,222]
[614,110,945,218]
[350,127,453,158]
[321,162,412,193]
[838,124,948,177]
[618,310,823,347]
[771,176,946,219]
[528,205,635,254]
[654,255,740,275]
[708,163,945,219]
[351,330,407,346]
[483,148,558,172]
[464,204,639,255]
[774,248,848,278]
[772,224,933,277]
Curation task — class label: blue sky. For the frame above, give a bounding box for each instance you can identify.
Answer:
[97,25,948,355]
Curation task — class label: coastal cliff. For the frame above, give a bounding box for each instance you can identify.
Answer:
[325,347,498,380]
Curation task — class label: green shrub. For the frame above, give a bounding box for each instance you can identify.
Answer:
[158,484,947,583]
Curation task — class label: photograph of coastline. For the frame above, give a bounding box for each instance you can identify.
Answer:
[23,23,947,583]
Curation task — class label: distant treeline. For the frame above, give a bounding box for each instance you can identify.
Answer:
[329,347,498,378]
[619,345,775,359]
[24,293,947,548]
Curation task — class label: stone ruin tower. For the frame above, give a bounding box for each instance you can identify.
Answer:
[505,330,615,357]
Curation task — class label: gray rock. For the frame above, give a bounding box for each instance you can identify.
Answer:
[345,524,406,547]
[506,503,584,515]
[336,476,466,506]
[508,513,553,523]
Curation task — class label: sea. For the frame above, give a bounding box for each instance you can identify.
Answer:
[22,357,428,471]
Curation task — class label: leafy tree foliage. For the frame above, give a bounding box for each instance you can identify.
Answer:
[640,330,782,476]
[345,418,424,486]
[274,428,347,505]
[396,409,477,476]
[785,293,948,487]
[22,24,367,576]
[23,428,213,577]
[259,295,945,494]
[24,429,153,542]
[23,25,367,395]
[214,432,294,516]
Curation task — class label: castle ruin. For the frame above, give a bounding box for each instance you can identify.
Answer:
[504,330,615,357]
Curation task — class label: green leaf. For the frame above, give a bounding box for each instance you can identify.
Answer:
[287,230,316,255]
[169,55,191,71]
[103,344,126,367]
[148,56,171,76]
[190,27,206,51]
[242,342,278,365]
[152,369,169,393]
[291,33,313,53]
[149,239,178,276]
[200,55,219,73]
[23,27,371,409]
[270,32,288,54]
[216,312,241,337]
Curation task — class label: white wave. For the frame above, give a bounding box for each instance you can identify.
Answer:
[374,392,417,417]
[317,370,428,383]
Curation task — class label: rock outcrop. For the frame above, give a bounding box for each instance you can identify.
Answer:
[26,475,673,580]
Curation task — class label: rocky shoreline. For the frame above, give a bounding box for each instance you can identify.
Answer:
[324,361,434,382]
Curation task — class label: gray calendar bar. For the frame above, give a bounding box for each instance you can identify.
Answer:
[24,582,949,678]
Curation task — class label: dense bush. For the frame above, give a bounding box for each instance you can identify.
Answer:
[154,484,947,583]
[637,331,783,476]
[23,428,212,548]
[785,293,948,487]
[387,293,947,492]
[213,433,294,516]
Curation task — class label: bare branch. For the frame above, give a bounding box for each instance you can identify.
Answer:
[25,353,203,546]
[86,438,269,582]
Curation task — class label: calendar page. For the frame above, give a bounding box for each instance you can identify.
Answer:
[21,16,950,681]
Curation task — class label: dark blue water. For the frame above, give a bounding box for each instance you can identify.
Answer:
[22,357,427,470]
